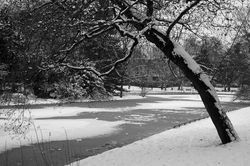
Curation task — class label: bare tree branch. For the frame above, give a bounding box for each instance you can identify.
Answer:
[111,0,140,21]
[101,25,139,76]
[166,0,201,37]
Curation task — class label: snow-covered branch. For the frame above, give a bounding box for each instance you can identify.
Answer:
[59,26,113,55]
[61,63,101,77]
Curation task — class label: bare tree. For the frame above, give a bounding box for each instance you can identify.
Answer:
[32,0,242,144]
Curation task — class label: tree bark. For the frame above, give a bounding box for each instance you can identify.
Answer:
[144,28,239,144]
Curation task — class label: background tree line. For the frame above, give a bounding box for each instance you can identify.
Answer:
[0,0,249,100]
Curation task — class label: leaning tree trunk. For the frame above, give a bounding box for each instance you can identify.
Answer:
[144,29,239,144]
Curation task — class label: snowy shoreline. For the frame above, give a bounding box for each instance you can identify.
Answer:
[0,85,238,107]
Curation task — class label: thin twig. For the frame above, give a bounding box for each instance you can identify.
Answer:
[167,59,178,78]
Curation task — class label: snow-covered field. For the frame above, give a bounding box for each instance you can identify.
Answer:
[68,106,250,166]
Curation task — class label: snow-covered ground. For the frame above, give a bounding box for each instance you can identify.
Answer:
[68,106,250,166]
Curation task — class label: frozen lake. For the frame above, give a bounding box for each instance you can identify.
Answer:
[0,94,249,166]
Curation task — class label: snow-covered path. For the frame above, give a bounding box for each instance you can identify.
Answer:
[68,106,250,166]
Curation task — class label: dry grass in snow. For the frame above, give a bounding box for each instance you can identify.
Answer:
[0,119,125,153]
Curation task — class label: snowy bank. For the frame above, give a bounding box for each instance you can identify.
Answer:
[68,106,250,166]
